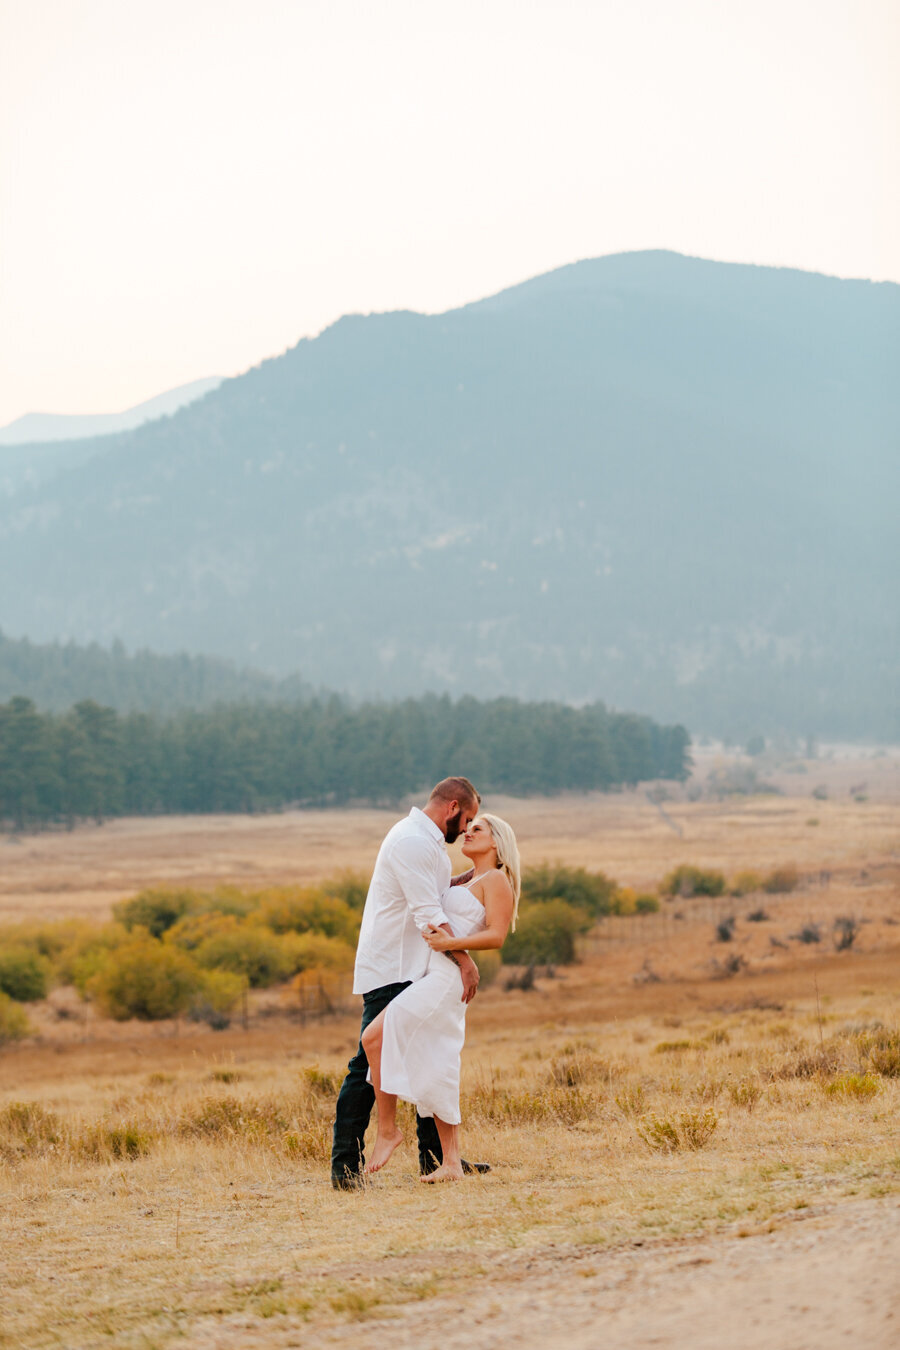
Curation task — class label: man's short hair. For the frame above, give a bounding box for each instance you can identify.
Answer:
[428,776,481,809]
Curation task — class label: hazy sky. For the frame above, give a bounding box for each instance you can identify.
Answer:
[1,0,897,426]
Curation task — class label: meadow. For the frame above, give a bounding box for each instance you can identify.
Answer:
[0,746,898,1348]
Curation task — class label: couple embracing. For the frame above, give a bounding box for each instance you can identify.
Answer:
[331,776,520,1188]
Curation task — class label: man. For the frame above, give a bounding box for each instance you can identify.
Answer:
[331,776,484,1189]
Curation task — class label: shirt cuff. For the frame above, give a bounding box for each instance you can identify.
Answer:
[414,906,449,933]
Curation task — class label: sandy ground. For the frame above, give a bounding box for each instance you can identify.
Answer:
[280,1197,899,1350]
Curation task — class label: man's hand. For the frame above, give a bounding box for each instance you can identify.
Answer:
[450,866,476,887]
[456,951,480,1004]
[425,922,479,1002]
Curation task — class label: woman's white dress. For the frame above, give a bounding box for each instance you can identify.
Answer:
[377,884,486,1125]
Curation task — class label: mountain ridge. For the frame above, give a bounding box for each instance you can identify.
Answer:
[1,251,896,740]
[0,376,223,447]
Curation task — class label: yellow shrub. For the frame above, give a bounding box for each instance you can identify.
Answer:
[474,949,501,987]
[729,870,764,896]
[280,932,355,974]
[613,887,637,915]
[254,887,359,943]
[88,935,202,1020]
[822,1073,880,1099]
[165,910,241,952]
[764,864,799,894]
[53,922,125,995]
[195,968,247,1014]
[0,991,31,1044]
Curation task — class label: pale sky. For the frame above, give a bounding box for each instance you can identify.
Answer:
[1,0,897,426]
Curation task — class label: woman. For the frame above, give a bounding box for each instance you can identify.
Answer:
[361,813,520,1181]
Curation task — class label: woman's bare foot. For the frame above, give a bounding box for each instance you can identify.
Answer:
[364,1128,404,1174]
[420,1161,464,1183]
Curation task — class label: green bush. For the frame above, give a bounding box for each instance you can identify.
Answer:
[660,864,726,898]
[88,935,202,1020]
[0,945,50,1001]
[52,923,124,995]
[113,888,198,938]
[502,900,589,966]
[0,990,31,1043]
[606,887,659,916]
[521,864,619,917]
[193,919,293,988]
[191,886,257,919]
[321,870,370,911]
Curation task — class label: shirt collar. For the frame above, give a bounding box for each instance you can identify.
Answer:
[410,806,445,844]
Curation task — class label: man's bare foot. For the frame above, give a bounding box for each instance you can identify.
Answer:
[364,1129,404,1174]
[420,1161,464,1183]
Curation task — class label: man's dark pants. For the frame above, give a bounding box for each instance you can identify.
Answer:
[331,981,442,1186]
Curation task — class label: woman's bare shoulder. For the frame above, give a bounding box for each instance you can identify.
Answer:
[480,869,513,901]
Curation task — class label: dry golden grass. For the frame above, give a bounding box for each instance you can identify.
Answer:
[2,746,898,924]
[1,984,899,1347]
[1,752,899,1347]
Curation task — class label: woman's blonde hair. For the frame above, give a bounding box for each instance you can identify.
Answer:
[478,813,521,931]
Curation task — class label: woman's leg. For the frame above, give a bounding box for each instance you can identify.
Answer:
[361,1010,404,1173]
[420,1114,463,1182]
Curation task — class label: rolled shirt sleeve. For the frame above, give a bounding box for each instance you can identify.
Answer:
[391,835,451,933]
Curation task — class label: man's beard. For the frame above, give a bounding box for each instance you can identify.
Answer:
[444,809,463,844]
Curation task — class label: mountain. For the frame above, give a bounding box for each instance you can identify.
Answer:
[0,629,312,714]
[0,377,222,499]
[0,376,223,445]
[0,251,897,740]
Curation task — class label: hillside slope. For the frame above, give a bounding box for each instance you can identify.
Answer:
[1,251,896,738]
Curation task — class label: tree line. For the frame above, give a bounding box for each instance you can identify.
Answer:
[0,692,690,830]
[0,628,312,714]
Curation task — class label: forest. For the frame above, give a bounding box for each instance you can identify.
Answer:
[0,692,690,830]
[0,628,311,713]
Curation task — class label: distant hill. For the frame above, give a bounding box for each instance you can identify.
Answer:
[0,630,311,714]
[0,376,222,499]
[0,251,896,740]
[0,376,223,445]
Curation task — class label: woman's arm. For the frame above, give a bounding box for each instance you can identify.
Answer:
[424,873,514,953]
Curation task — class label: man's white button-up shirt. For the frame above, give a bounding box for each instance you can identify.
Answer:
[353,807,452,995]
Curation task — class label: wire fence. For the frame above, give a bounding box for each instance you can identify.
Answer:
[283,971,356,1022]
[576,873,832,956]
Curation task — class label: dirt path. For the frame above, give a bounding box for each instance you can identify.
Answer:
[311,1198,899,1350]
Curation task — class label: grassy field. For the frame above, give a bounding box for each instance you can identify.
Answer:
[1,744,898,925]
[0,747,898,1348]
